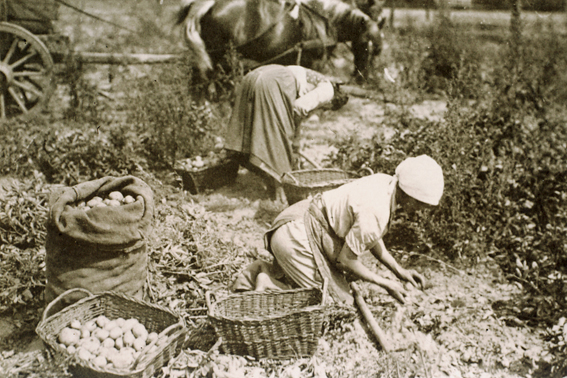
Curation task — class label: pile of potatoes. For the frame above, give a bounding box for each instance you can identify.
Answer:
[57,315,167,371]
[177,149,229,171]
[75,191,136,211]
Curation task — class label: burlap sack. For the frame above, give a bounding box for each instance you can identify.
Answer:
[45,176,154,313]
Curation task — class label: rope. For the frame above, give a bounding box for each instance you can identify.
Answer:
[207,1,333,59]
[248,39,337,72]
[206,0,295,55]
[53,0,138,34]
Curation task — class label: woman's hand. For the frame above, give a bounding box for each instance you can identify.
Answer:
[381,280,409,305]
[398,268,426,290]
[293,82,334,117]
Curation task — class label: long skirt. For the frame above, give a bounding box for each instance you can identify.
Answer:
[225,65,298,183]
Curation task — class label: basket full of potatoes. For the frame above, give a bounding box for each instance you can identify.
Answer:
[175,139,240,195]
[36,288,190,378]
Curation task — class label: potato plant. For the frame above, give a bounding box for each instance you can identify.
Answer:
[327,28,567,372]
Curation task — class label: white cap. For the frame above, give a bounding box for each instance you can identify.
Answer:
[395,155,444,206]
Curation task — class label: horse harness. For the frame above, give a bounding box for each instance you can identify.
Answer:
[208,0,339,69]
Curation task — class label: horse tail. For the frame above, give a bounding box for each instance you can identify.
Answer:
[176,0,216,76]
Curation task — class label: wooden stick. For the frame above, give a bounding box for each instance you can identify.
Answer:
[351,282,392,352]
[75,52,181,65]
[298,151,321,169]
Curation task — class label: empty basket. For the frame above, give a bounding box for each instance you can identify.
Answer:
[206,279,328,359]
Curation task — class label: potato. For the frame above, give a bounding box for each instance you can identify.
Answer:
[109,327,123,340]
[93,328,110,342]
[123,195,135,204]
[80,328,90,339]
[92,355,107,368]
[147,332,159,345]
[102,338,115,349]
[133,338,146,352]
[83,320,97,332]
[59,327,81,347]
[108,191,124,202]
[95,316,109,328]
[70,319,82,330]
[99,347,119,359]
[122,318,139,332]
[123,331,135,347]
[86,197,103,207]
[111,352,134,369]
[103,320,118,331]
[80,337,101,354]
[107,199,121,207]
[77,347,93,362]
[115,337,124,350]
[132,323,148,340]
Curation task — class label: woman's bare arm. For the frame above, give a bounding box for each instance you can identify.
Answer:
[294,81,334,117]
[370,239,425,289]
[336,243,409,304]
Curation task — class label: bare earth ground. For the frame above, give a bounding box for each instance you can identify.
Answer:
[0,2,556,377]
[178,98,544,378]
[0,86,546,378]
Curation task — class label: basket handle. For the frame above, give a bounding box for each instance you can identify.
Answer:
[133,322,185,369]
[297,151,321,169]
[321,277,329,306]
[205,291,217,316]
[357,167,374,176]
[42,288,93,322]
[282,171,299,185]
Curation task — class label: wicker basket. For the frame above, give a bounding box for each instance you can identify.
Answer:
[206,280,328,359]
[281,169,362,205]
[36,288,188,378]
[175,158,239,195]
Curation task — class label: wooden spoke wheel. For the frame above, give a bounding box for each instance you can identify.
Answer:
[0,22,54,120]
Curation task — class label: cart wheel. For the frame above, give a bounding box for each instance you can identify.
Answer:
[0,22,54,120]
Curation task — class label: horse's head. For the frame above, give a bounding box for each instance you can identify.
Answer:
[352,15,385,81]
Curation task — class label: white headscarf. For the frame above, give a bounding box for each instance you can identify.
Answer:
[395,155,444,206]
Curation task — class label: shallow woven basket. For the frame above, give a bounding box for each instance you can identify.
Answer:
[281,169,363,205]
[206,280,328,359]
[36,288,188,378]
[175,158,239,195]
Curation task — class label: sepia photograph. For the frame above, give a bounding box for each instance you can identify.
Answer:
[0,0,566,377]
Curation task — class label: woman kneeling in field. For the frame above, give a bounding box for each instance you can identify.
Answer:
[231,155,444,305]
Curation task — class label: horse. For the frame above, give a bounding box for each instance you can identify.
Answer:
[176,0,385,81]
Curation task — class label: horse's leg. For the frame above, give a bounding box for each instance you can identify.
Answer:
[352,40,370,83]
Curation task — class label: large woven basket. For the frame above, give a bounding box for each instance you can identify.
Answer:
[281,168,363,205]
[206,280,328,359]
[36,288,188,378]
[175,158,239,195]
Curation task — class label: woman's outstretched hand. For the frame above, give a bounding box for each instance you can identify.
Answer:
[383,280,408,305]
[399,269,426,290]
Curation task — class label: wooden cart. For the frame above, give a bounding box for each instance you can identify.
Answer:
[0,0,180,120]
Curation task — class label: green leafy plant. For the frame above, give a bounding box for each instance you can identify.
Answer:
[0,177,48,322]
[30,127,145,185]
[328,24,567,372]
[126,60,223,170]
